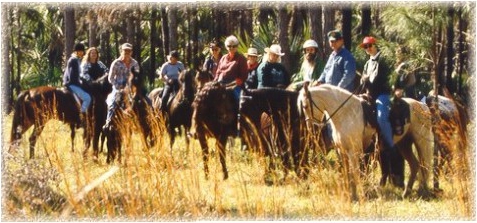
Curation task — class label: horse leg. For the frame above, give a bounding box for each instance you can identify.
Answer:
[70,124,76,152]
[198,132,210,180]
[399,144,419,198]
[29,124,45,159]
[218,134,229,180]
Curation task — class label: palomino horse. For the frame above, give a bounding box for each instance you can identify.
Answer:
[190,82,238,180]
[239,87,308,180]
[298,84,433,199]
[9,75,111,159]
[149,69,198,149]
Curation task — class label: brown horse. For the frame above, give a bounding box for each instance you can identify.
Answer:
[239,87,308,180]
[195,69,214,93]
[9,75,111,159]
[190,82,238,180]
[149,69,198,149]
[103,71,156,164]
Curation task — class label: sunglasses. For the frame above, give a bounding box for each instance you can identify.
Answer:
[363,44,373,49]
[227,45,238,48]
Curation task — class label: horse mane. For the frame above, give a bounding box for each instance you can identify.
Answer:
[192,81,225,108]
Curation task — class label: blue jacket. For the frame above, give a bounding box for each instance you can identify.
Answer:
[318,47,356,92]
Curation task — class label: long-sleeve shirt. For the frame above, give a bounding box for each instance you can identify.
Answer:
[256,61,290,88]
[108,57,140,90]
[362,51,393,99]
[318,47,356,92]
[63,55,82,86]
[82,61,109,81]
[214,53,248,86]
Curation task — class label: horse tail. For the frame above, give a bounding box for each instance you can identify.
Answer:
[10,90,31,145]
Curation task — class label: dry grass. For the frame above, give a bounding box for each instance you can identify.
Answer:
[1,114,475,221]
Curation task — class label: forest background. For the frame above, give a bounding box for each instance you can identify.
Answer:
[0,1,474,113]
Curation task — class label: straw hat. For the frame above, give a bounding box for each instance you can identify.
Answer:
[264,44,284,56]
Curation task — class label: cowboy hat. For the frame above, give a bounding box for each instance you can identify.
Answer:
[264,44,284,56]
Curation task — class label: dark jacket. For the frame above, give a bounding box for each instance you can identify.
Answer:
[257,61,290,89]
[63,55,82,86]
[362,51,393,99]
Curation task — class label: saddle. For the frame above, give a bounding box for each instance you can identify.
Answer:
[389,97,410,136]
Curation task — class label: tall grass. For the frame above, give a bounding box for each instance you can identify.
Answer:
[2,114,475,221]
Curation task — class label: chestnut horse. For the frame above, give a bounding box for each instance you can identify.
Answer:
[298,84,434,200]
[190,82,238,180]
[9,74,111,159]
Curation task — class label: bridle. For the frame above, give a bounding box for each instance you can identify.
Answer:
[303,82,365,128]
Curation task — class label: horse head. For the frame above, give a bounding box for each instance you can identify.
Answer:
[194,69,214,93]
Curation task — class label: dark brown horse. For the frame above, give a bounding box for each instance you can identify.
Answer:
[103,71,157,164]
[9,75,111,159]
[190,82,238,180]
[239,87,308,180]
[149,69,198,149]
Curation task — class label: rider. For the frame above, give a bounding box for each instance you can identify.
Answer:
[102,43,140,131]
[81,47,109,82]
[214,35,248,100]
[159,50,185,112]
[257,44,290,89]
[63,42,91,123]
[244,47,261,89]
[202,40,222,77]
[317,30,356,92]
[360,36,399,155]
[289,39,325,91]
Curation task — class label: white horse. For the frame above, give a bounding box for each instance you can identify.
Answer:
[297,83,434,199]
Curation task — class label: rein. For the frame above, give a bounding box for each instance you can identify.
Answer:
[305,83,365,126]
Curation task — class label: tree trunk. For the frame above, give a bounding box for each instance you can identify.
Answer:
[2,4,12,113]
[446,7,455,94]
[161,7,170,58]
[64,6,75,59]
[191,8,200,69]
[87,10,98,47]
[457,8,467,95]
[323,6,335,56]
[278,6,291,72]
[100,31,112,66]
[309,4,324,60]
[149,7,158,86]
[241,7,254,42]
[361,3,371,36]
[341,5,352,50]
[168,7,178,52]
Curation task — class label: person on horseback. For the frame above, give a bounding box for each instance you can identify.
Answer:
[202,40,222,77]
[159,50,185,112]
[257,44,290,89]
[102,43,140,131]
[81,47,109,82]
[289,39,325,91]
[214,35,248,100]
[317,30,356,92]
[360,36,400,155]
[63,42,91,122]
[244,47,260,89]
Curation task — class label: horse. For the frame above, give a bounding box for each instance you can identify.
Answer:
[148,69,198,150]
[239,87,308,180]
[387,93,469,190]
[103,71,157,164]
[189,82,238,180]
[9,75,111,159]
[298,84,434,200]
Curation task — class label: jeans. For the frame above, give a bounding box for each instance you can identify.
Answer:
[69,84,91,113]
[105,88,121,123]
[376,94,394,149]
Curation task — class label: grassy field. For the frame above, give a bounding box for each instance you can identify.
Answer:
[1,114,475,221]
